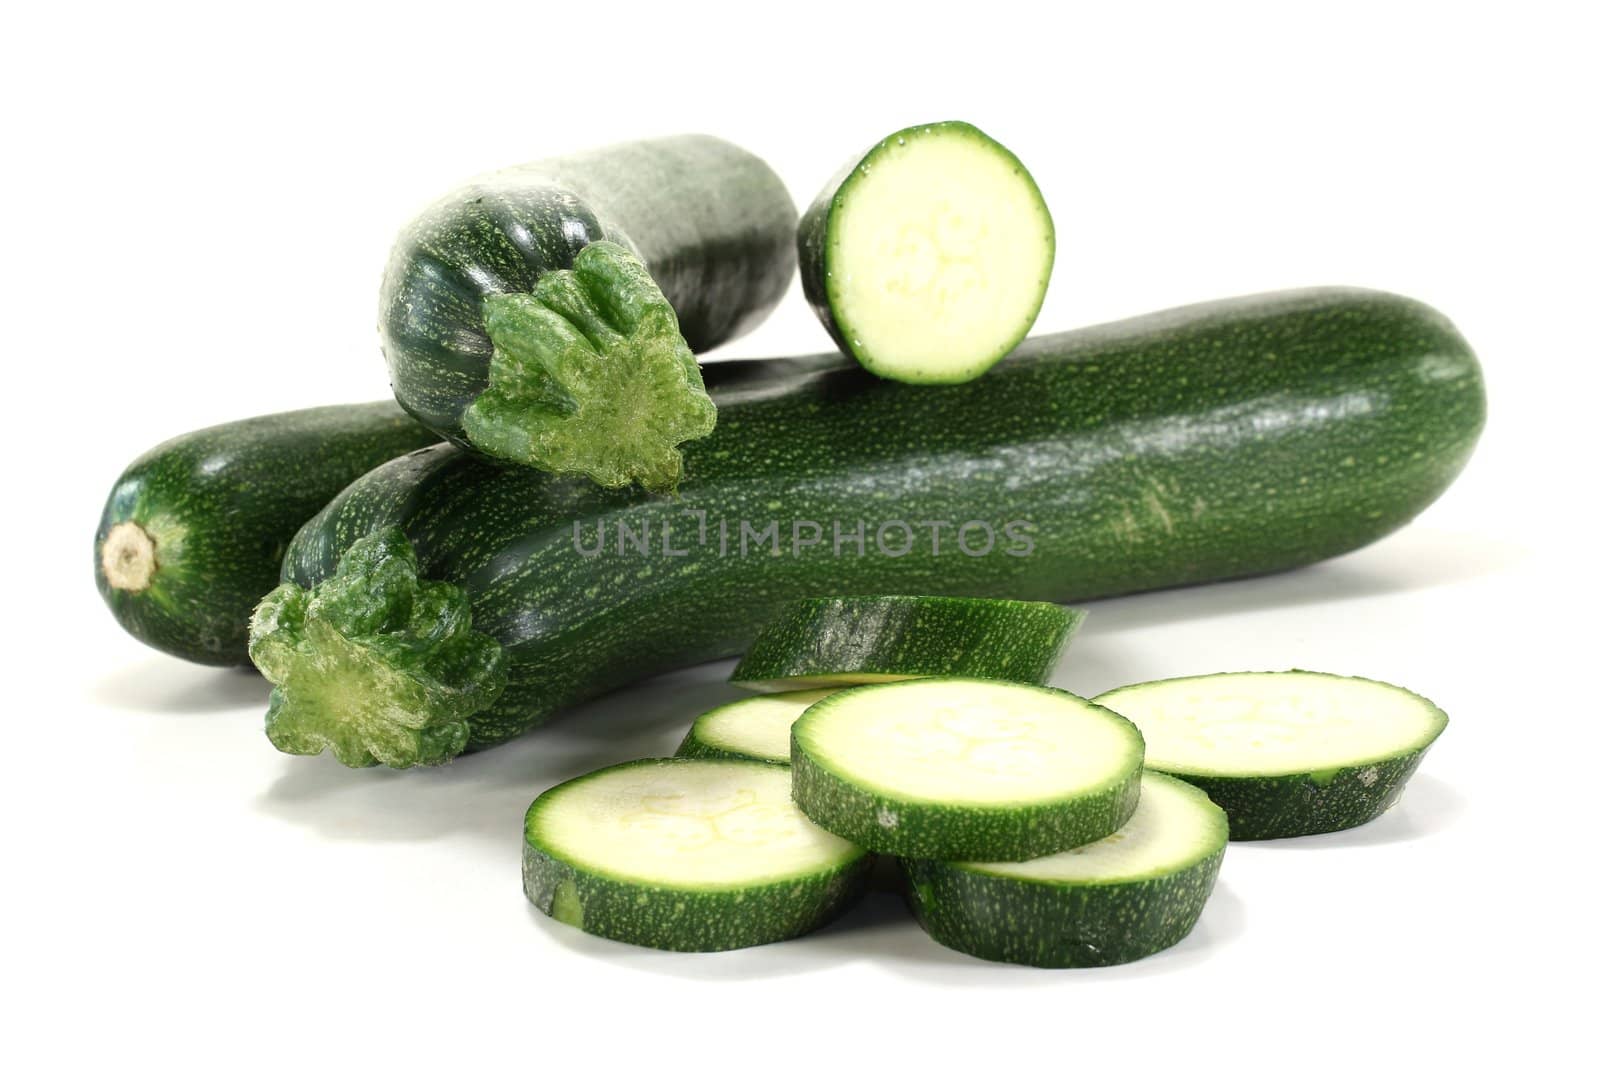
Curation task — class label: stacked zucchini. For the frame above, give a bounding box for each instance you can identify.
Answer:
[91,123,1479,969]
[528,595,1447,966]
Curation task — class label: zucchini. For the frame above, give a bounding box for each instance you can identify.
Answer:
[258,288,1484,768]
[798,121,1054,383]
[675,689,843,763]
[791,679,1144,860]
[380,135,797,491]
[522,759,870,951]
[1094,671,1448,840]
[902,772,1228,968]
[95,402,435,666]
[728,595,1083,691]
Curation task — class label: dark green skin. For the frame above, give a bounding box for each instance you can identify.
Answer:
[280,288,1485,759]
[729,595,1084,690]
[94,402,436,666]
[902,845,1225,967]
[380,135,797,441]
[1170,750,1434,841]
[522,760,872,952]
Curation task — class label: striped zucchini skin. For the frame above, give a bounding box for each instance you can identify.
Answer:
[94,402,436,666]
[902,774,1228,968]
[281,288,1485,756]
[729,595,1084,691]
[379,135,797,442]
[521,759,871,952]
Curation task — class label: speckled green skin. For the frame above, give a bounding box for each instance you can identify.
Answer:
[380,135,796,444]
[730,595,1083,690]
[280,288,1485,758]
[673,732,746,761]
[1095,672,1448,840]
[521,760,871,952]
[94,402,436,665]
[791,680,1144,861]
[798,121,1053,383]
[902,777,1227,967]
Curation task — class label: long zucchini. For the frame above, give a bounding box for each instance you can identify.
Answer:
[95,402,436,666]
[379,135,796,491]
[255,288,1486,767]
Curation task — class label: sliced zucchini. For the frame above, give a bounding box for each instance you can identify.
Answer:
[791,679,1143,861]
[1095,671,1448,840]
[729,595,1083,692]
[798,121,1054,383]
[522,759,870,952]
[675,689,843,763]
[903,772,1227,968]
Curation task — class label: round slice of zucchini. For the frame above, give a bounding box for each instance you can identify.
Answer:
[791,678,1144,861]
[676,689,844,763]
[730,595,1084,692]
[903,772,1228,967]
[1095,671,1448,840]
[522,759,870,951]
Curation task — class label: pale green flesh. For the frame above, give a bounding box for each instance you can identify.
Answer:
[692,689,844,762]
[961,774,1225,883]
[796,679,1142,807]
[829,125,1053,382]
[529,761,862,889]
[1096,672,1447,778]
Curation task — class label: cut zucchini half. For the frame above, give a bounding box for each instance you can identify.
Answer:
[791,679,1143,861]
[730,595,1083,692]
[676,689,843,764]
[1095,671,1448,840]
[522,759,870,952]
[903,773,1228,968]
[798,121,1055,384]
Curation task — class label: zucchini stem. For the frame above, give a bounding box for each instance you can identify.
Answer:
[247,527,506,768]
[462,241,717,494]
[101,521,157,592]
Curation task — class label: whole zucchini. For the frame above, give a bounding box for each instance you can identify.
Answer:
[95,402,437,666]
[380,135,797,491]
[254,289,1485,767]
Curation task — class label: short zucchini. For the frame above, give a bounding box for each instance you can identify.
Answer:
[790,679,1144,861]
[257,288,1485,767]
[522,759,870,952]
[95,402,435,666]
[729,595,1083,691]
[798,121,1054,383]
[380,135,797,491]
[902,772,1228,967]
[675,689,843,763]
[1094,671,1448,840]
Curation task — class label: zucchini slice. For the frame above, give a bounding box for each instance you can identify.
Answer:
[903,773,1227,968]
[798,121,1054,383]
[675,689,843,763]
[791,679,1143,861]
[729,595,1084,691]
[522,759,870,952]
[1095,671,1448,840]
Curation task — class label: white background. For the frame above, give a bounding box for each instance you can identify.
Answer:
[4,1,1595,1062]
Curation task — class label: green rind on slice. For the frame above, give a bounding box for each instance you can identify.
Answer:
[522,759,871,952]
[675,689,844,764]
[462,241,717,493]
[1095,671,1448,840]
[730,595,1083,692]
[791,679,1144,861]
[248,527,506,768]
[798,120,1055,384]
[903,772,1227,968]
